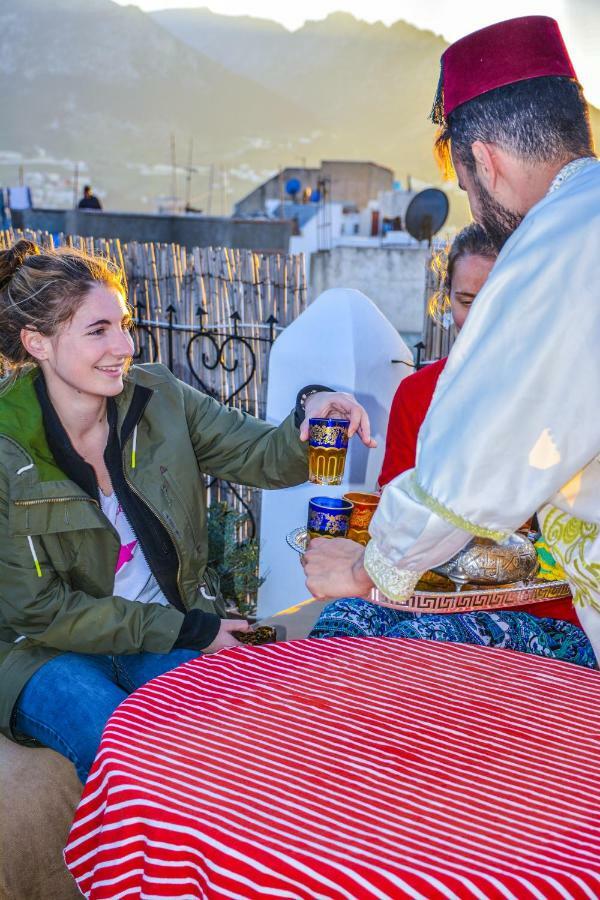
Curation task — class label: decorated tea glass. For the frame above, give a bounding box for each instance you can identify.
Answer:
[343,491,380,545]
[308,417,350,485]
[307,496,353,540]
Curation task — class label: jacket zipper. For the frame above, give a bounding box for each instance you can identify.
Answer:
[14,497,99,507]
[122,460,186,609]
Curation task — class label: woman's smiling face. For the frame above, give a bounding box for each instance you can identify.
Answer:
[36,284,135,399]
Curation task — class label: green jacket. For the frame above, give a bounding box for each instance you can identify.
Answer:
[0,363,307,738]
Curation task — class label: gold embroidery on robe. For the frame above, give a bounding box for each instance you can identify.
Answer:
[540,505,600,611]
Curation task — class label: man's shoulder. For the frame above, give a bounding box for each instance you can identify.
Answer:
[539,158,600,219]
[502,159,600,264]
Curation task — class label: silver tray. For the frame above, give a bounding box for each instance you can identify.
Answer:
[287,527,572,613]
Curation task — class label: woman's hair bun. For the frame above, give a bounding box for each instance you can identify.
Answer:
[0,239,40,290]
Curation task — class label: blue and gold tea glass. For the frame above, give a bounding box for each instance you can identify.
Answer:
[307,496,353,540]
[308,417,350,485]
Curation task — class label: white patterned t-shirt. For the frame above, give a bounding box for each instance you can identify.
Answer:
[99,491,170,607]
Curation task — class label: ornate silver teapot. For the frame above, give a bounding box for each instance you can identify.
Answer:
[433,533,539,587]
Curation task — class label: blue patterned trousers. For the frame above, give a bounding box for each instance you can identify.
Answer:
[309,598,597,669]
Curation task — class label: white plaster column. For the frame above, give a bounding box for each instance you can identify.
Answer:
[258,288,412,617]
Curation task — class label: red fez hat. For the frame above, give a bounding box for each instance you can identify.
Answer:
[431,16,578,124]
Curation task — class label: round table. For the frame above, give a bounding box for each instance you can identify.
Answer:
[65,638,600,899]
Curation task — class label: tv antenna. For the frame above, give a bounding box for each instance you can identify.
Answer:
[184,138,193,211]
[170,133,178,205]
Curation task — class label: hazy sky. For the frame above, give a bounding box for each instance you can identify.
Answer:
[118,0,600,106]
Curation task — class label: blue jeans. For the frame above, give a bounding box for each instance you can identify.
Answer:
[12,649,199,783]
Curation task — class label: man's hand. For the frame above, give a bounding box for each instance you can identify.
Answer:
[300,391,377,448]
[302,537,374,600]
[203,619,250,654]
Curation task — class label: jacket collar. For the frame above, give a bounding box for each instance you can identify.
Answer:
[0,366,155,486]
[0,369,64,482]
[34,373,97,496]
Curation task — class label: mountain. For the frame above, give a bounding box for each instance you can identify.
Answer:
[2,0,321,211]
[153,7,600,223]
[151,6,289,77]
[152,9,449,180]
[3,3,598,218]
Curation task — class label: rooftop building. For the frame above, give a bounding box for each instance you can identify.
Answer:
[234,160,394,217]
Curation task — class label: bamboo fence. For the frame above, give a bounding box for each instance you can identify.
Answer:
[0,229,308,538]
[1,229,306,417]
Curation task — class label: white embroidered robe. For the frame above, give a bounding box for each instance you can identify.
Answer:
[364,157,600,663]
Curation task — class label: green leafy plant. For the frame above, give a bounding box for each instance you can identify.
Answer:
[207,501,264,618]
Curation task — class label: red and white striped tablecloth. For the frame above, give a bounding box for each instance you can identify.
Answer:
[65,638,600,900]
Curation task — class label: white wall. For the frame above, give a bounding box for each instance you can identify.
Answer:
[289,203,344,281]
[258,288,413,618]
[310,244,429,336]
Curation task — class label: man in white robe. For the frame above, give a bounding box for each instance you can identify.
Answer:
[303,15,600,664]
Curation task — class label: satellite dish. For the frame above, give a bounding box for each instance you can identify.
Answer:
[405,188,449,243]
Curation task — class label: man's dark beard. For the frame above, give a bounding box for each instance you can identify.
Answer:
[473,175,524,250]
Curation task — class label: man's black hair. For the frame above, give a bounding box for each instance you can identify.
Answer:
[435,77,594,174]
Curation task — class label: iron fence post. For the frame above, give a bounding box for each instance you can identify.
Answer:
[166,304,176,371]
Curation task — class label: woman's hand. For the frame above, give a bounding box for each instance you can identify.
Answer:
[300,392,377,448]
[202,619,250,654]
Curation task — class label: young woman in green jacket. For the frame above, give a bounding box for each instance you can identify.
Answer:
[0,240,374,781]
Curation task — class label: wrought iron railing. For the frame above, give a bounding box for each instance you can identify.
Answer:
[132,306,281,539]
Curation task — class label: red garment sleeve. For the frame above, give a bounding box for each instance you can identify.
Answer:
[379,359,447,488]
[379,381,420,487]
